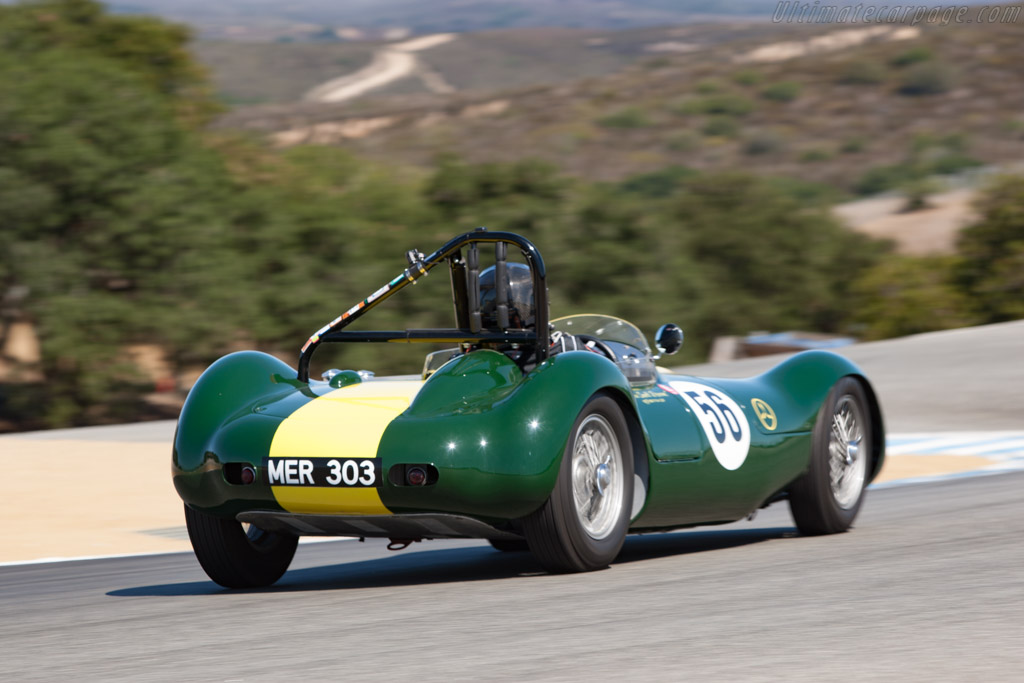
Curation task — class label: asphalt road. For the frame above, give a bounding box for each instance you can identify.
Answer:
[4,471,1023,682]
[4,322,1022,680]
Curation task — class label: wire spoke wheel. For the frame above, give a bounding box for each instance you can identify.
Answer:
[571,415,624,540]
[521,394,634,573]
[789,377,875,536]
[828,396,867,510]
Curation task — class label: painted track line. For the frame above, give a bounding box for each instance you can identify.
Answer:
[0,536,355,568]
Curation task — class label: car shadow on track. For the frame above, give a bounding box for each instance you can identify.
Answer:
[107,526,793,597]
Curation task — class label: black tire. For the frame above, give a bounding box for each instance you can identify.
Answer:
[184,504,298,588]
[522,394,634,573]
[789,377,873,536]
[488,538,530,553]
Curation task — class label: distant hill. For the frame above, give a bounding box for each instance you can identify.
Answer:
[112,1,780,40]
[215,13,1024,193]
[112,0,967,41]
[195,23,785,105]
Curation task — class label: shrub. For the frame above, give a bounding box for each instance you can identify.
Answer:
[1003,117,1024,139]
[695,79,721,94]
[666,131,700,151]
[799,147,833,163]
[702,115,740,138]
[840,137,866,154]
[956,175,1024,322]
[851,255,976,340]
[618,165,699,198]
[900,177,943,211]
[855,163,916,195]
[732,69,763,86]
[743,130,785,155]
[836,59,886,85]
[597,106,652,128]
[890,45,934,67]
[760,81,802,102]
[898,61,956,95]
[929,152,982,174]
[677,93,755,117]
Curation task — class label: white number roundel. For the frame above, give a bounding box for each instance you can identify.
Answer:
[669,381,751,470]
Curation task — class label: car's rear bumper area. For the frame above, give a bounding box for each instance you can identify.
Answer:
[236,511,521,540]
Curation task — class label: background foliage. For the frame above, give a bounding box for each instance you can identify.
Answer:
[1,1,1021,430]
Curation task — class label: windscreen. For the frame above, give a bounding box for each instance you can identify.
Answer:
[551,315,651,356]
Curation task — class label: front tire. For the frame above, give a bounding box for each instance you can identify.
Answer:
[789,377,873,536]
[184,504,298,588]
[522,395,634,573]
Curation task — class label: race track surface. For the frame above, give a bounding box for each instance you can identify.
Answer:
[675,319,1024,433]
[4,472,1023,682]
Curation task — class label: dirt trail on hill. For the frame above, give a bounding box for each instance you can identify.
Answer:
[304,33,456,103]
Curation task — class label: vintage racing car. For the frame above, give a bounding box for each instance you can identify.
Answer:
[173,230,885,587]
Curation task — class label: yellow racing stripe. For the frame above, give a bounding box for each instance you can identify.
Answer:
[268,380,424,514]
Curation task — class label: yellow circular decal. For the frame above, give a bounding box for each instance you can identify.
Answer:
[751,398,777,431]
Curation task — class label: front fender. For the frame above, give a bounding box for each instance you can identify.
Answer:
[690,350,885,481]
[377,350,637,518]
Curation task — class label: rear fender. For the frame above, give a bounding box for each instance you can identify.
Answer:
[173,351,311,515]
[378,350,639,518]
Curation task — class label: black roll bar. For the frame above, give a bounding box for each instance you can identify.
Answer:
[296,231,548,383]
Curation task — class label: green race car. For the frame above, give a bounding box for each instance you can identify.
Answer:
[173,230,884,587]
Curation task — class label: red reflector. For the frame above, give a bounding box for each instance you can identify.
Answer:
[406,467,427,486]
[241,466,256,485]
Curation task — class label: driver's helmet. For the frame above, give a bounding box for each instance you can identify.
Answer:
[479,262,534,329]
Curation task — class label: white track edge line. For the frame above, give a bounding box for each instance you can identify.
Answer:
[0,536,356,568]
[7,467,1024,568]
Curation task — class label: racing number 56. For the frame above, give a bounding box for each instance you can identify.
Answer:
[685,390,743,443]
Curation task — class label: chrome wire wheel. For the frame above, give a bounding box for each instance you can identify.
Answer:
[828,395,867,510]
[521,394,634,572]
[571,414,624,540]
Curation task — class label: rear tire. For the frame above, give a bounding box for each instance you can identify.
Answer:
[789,377,873,536]
[522,395,633,573]
[184,504,298,588]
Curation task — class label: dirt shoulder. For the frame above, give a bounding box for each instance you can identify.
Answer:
[0,431,1005,564]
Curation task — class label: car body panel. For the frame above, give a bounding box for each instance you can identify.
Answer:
[268,380,426,515]
[172,230,884,542]
[173,345,883,534]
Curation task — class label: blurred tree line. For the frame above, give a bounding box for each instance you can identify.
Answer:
[1,1,1021,429]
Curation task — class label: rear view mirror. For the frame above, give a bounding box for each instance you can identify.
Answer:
[655,324,684,356]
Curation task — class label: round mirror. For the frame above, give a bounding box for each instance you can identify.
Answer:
[655,324,684,356]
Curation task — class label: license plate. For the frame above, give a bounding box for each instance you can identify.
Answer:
[264,457,381,488]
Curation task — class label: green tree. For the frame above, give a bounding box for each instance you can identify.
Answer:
[850,255,976,340]
[670,173,885,348]
[1,0,214,121]
[0,1,235,425]
[957,176,1024,321]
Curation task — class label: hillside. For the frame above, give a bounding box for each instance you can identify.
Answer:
[116,0,786,40]
[4,1,1022,431]
[216,15,1024,192]
[194,22,794,105]
[194,41,376,105]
